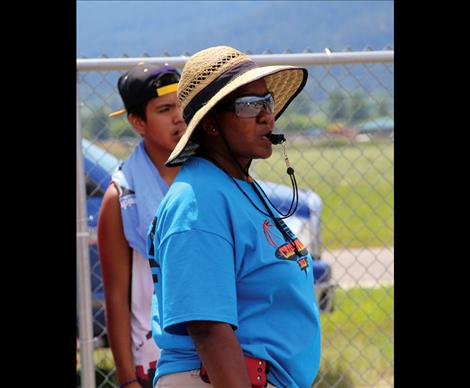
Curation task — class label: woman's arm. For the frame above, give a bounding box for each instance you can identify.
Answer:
[97,185,138,386]
[187,321,251,388]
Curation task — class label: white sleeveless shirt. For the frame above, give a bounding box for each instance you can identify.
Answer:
[111,141,168,375]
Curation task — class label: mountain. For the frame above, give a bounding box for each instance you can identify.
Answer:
[77,1,394,58]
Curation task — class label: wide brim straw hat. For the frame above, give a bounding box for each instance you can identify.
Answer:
[166,45,308,167]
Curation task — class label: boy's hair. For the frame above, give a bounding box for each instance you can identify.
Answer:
[127,102,147,121]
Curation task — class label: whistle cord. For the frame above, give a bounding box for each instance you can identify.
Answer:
[201,155,301,257]
[217,123,299,219]
[250,180,302,257]
[199,122,300,254]
[199,151,301,257]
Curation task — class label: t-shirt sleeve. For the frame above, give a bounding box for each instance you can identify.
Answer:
[158,228,238,336]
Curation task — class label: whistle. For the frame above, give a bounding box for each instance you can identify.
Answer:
[267,133,286,145]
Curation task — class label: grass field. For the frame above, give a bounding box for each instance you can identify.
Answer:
[252,139,394,250]
[95,137,393,252]
[82,138,394,387]
[313,286,394,387]
[77,286,394,388]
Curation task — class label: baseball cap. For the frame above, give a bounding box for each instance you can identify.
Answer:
[109,63,181,117]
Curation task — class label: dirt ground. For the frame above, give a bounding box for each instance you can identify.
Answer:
[322,246,394,289]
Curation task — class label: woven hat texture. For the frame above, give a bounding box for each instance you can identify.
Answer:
[166,45,308,167]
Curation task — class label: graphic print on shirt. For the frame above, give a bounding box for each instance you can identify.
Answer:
[116,183,137,209]
[147,216,160,285]
[263,219,310,272]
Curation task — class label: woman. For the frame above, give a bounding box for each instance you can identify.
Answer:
[147,46,321,388]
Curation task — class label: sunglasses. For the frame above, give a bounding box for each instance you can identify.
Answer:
[220,93,275,118]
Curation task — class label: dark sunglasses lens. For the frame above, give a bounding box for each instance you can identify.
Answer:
[235,101,261,117]
[234,94,274,117]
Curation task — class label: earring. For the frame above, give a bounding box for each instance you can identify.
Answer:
[211,128,216,133]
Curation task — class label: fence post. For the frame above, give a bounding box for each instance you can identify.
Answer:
[76,72,97,388]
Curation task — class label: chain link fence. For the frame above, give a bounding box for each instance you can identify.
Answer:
[77,48,394,388]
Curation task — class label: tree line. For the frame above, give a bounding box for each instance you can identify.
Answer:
[81,89,393,140]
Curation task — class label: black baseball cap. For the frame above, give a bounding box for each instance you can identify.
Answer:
[109,63,180,117]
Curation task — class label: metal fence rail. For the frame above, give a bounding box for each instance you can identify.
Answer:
[77,49,394,388]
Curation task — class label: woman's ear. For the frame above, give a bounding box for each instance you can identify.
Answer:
[201,115,219,136]
[128,114,146,137]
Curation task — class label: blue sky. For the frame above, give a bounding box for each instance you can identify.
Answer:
[77,1,393,58]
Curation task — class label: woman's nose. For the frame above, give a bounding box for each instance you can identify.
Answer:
[257,104,275,125]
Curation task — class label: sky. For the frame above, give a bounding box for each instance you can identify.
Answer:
[76,1,394,58]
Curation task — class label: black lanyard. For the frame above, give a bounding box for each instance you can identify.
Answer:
[200,155,302,257]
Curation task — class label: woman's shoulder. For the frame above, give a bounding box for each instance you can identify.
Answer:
[176,157,230,194]
[157,158,233,224]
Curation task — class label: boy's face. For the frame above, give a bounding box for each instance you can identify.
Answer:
[134,92,186,155]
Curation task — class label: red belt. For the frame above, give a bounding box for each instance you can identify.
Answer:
[199,355,270,387]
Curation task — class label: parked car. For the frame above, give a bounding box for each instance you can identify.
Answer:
[305,128,325,138]
[80,139,336,341]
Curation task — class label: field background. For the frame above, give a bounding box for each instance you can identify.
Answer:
[86,137,394,387]
[78,286,394,388]
[252,139,394,251]
[97,137,394,252]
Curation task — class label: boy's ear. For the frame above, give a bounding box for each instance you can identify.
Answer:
[127,113,146,136]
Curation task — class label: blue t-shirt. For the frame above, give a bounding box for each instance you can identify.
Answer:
[147,157,321,388]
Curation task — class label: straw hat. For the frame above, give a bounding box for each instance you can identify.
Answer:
[166,45,308,167]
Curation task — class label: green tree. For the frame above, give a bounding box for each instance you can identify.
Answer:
[82,107,111,140]
[286,91,313,115]
[376,98,390,117]
[327,90,348,121]
[349,92,369,124]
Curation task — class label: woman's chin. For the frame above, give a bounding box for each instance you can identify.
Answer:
[253,148,273,160]
[261,145,273,159]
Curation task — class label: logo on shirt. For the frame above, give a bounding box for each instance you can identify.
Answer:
[263,219,310,272]
[116,183,136,209]
[120,195,137,209]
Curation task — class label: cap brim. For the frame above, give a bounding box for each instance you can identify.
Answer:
[165,65,307,167]
[109,108,127,118]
